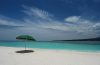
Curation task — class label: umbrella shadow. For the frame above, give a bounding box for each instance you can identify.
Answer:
[15,50,34,53]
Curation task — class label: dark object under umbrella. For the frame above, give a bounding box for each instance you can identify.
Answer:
[16,35,36,53]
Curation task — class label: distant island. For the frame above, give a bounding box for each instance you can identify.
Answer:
[55,37,100,41]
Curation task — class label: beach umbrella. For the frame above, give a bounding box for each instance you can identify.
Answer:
[16,35,36,53]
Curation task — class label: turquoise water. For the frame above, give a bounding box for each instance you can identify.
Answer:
[0,41,100,52]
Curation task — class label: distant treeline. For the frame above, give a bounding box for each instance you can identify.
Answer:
[55,37,100,41]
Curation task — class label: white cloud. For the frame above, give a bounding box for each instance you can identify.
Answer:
[23,6,53,20]
[93,23,100,27]
[0,17,23,26]
[65,16,80,22]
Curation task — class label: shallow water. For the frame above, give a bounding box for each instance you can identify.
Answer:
[0,41,100,52]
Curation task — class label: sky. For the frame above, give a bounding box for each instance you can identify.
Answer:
[0,0,100,41]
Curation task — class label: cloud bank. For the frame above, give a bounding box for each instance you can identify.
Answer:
[0,6,100,41]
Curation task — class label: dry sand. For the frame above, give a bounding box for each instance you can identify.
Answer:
[0,46,100,65]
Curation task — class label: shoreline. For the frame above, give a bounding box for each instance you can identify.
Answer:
[0,46,100,53]
[0,46,100,65]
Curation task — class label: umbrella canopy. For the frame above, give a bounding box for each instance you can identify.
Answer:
[16,35,36,53]
[16,35,36,41]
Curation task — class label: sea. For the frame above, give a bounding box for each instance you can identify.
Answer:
[0,41,100,52]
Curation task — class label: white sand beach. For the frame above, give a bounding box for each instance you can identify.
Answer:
[0,46,100,65]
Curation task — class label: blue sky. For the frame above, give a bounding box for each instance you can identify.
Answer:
[0,0,100,41]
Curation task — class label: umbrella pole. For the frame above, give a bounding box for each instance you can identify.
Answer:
[25,39,27,50]
[25,42,26,50]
